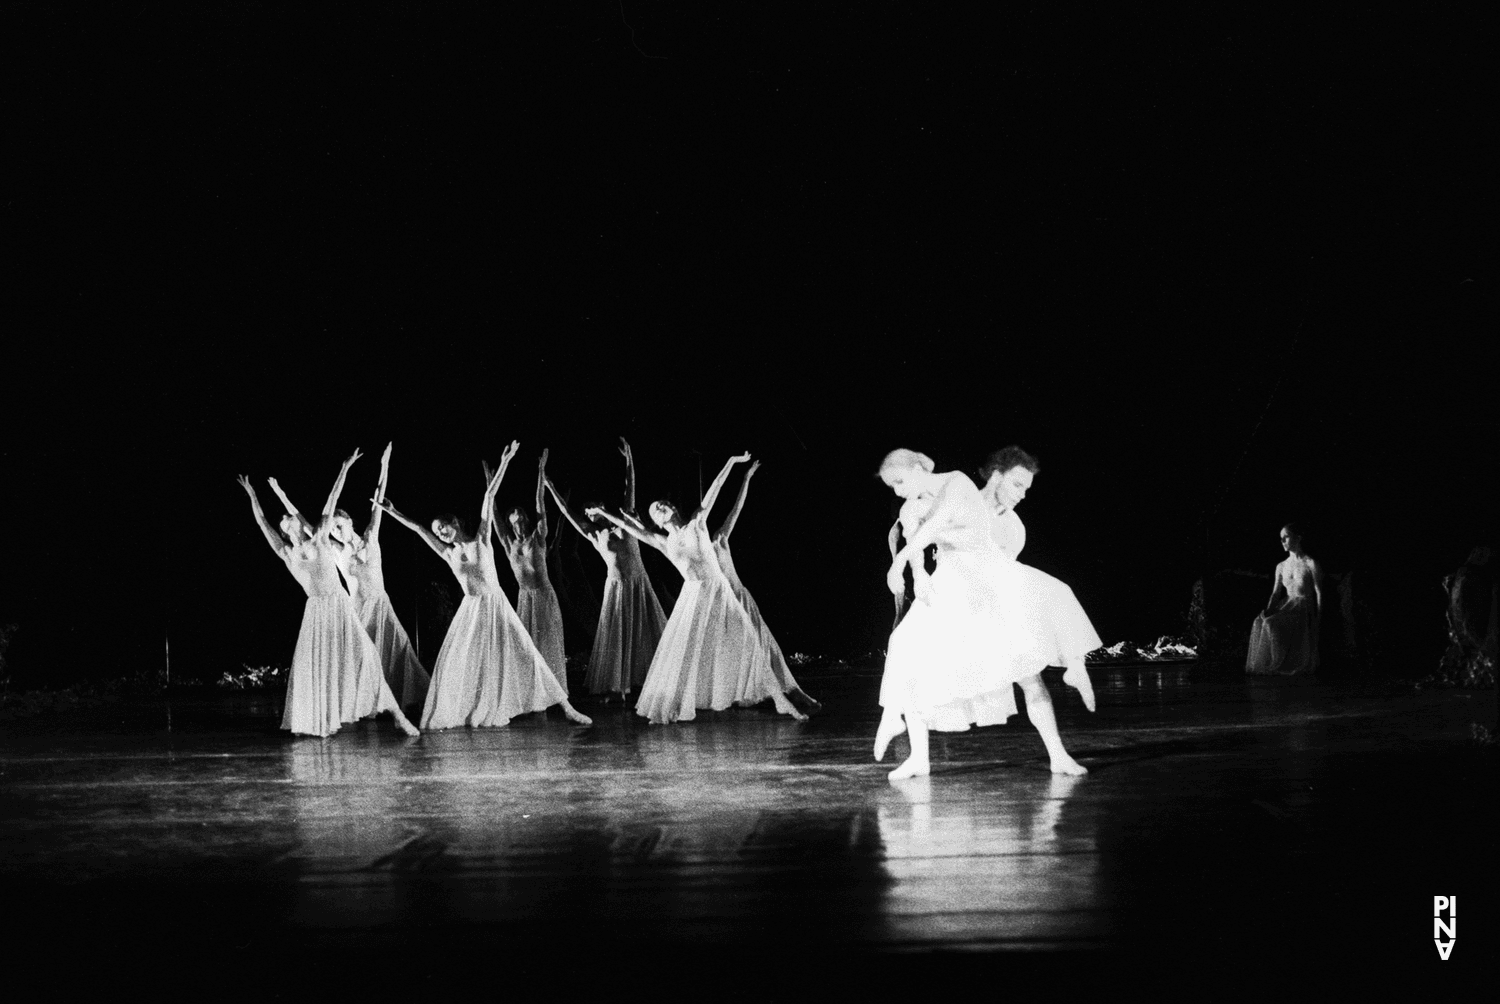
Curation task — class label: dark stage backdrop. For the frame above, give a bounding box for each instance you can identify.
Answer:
[2,6,1490,685]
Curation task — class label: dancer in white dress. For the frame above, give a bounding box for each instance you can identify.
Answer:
[1245,523,1323,675]
[238,452,418,739]
[325,442,431,714]
[874,449,1056,779]
[713,459,820,713]
[543,438,667,702]
[586,452,805,724]
[978,447,1100,713]
[496,449,569,693]
[378,441,591,730]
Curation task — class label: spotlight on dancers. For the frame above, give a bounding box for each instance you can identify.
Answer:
[586,451,806,723]
[237,450,419,738]
[377,441,591,730]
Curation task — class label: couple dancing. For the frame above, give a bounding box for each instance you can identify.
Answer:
[875,446,1100,780]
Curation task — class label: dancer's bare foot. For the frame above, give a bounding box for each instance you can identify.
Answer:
[561,702,593,726]
[1063,665,1096,712]
[888,757,931,780]
[1049,753,1088,775]
[873,711,906,761]
[789,688,822,714]
[391,710,420,737]
[771,692,808,722]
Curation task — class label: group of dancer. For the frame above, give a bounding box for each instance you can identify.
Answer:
[239,437,1102,781]
[238,439,815,740]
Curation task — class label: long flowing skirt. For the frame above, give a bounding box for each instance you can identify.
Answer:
[421,592,570,729]
[880,552,1042,732]
[1011,562,1104,673]
[518,583,568,693]
[282,593,405,738]
[635,577,771,724]
[585,572,667,694]
[357,589,430,712]
[1246,595,1319,675]
[728,581,806,696]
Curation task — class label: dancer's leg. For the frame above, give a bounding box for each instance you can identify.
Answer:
[888,710,930,780]
[1062,657,1096,712]
[558,698,593,726]
[771,690,809,721]
[874,706,906,760]
[1018,674,1086,774]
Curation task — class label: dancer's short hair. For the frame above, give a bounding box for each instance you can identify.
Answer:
[333,508,352,523]
[878,449,934,478]
[432,513,468,538]
[978,446,1040,481]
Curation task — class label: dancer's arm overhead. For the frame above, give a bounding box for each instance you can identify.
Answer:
[364,441,392,545]
[691,452,752,522]
[587,507,667,553]
[319,448,363,529]
[544,475,595,540]
[478,440,521,543]
[534,448,550,541]
[238,476,290,556]
[266,478,314,538]
[377,499,450,558]
[715,459,760,542]
[619,437,639,517]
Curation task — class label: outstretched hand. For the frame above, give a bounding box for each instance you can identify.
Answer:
[380,442,393,465]
[746,459,762,477]
[501,440,521,465]
[618,437,633,458]
[539,447,549,468]
[886,562,906,597]
[731,452,752,463]
[236,474,254,494]
[344,447,364,467]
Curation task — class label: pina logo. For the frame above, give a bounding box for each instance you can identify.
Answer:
[1433,896,1456,960]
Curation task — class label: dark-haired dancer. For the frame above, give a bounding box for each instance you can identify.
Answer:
[544,438,666,702]
[713,459,820,713]
[378,441,591,729]
[497,449,568,693]
[978,446,1100,714]
[587,452,805,724]
[325,442,431,713]
[1245,523,1323,675]
[239,451,418,738]
[876,448,1040,778]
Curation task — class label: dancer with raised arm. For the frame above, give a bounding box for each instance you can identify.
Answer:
[378,441,591,730]
[239,451,419,738]
[496,449,569,693]
[587,451,806,724]
[544,437,666,703]
[324,442,431,714]
[875,449,1053,780]
[713,459,820,713]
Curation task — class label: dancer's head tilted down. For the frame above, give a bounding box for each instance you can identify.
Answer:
[977,446,1040,513]
[878,449,940,500]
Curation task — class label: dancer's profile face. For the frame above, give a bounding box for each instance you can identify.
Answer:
[278,515,302,540]
[1279,527,1301,553]
[432,521,457,544]
[992,466,1034,510]
[508,509,528,534]
[331,516,354,542]
[881,467,921,500]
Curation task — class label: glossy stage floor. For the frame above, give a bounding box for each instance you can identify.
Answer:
[2,663,1493,988]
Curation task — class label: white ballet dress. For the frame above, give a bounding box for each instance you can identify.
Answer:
[713,536,807,699]
[584,529,667,695]
[504,527,569,693]
[989,507,1103,672]
[341,534,431,712]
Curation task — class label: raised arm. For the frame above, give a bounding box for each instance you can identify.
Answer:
[619,437,638,514]
[478,440,520,542]
[693,452,751,522]
[266,477,314,537]
[716,459,760,542]
[238,476,289,557]
[534,448,550,540]
[365,441,392,543]
[377,499,450,559]
[321,448,363,524]
[544,476,594,540]
[587,507,666,553]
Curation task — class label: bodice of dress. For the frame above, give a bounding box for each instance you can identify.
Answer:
[340,535,386,597]
[447,537,504,597]
[594,527,648,580]
[988,508,1027,559]
[713,537,745,591]
[283,536,345,598]
[1277,557,1317,601]
[663,517,724,583]
[503,530,551,589]
[926,472,996,556]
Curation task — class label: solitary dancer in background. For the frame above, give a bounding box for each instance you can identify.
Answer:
[238,450,418,738]
[1246,523,1323,675]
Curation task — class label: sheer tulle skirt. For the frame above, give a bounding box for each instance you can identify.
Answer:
[282,594,404,738]
[421,592,569,729]
[1011,562,1104,673]
[518,583,568,693]
[880,552,1042,731]
[635,577,771,724]
[357,589,430,711]
[585,572,667,694]
[727,581,804,695]
[1246,595,1319,675]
